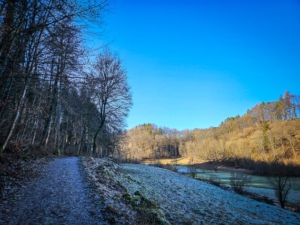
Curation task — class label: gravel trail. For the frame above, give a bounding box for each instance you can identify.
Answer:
[120,164,300,225]
[0,157,106,225]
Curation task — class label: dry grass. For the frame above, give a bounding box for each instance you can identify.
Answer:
[142,157,206,165]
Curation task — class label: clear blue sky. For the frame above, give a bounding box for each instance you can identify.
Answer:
[97,0,300,130]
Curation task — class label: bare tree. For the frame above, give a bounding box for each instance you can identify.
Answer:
[0,0,109,152]
[88,50,132,156]
[283,124,297,158]
[188,165,197,178]
[267,160,292,208]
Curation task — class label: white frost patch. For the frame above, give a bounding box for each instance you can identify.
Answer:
[245,187,300,206]
[120,164,300,225]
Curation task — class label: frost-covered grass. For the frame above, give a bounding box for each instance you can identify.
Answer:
[175,165,300,207]
[121,163,300,225]
[245,187,300,206]
[82,157,171,224]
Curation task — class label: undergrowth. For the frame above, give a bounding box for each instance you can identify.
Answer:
[0,142,54,198]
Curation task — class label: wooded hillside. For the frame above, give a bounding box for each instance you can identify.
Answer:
[120,91,300,167]
[0,0,132,157]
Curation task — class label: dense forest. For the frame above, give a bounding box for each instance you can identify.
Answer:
[0,0,132,156]
[120,91,300,167]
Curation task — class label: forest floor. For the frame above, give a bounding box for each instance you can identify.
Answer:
[1,156,300,225]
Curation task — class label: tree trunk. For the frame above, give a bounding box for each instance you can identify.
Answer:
[54,92,61,149]
[40,61,59,146]
[1,79,30,151]
[31,119,39,145]
[93,120,105,155]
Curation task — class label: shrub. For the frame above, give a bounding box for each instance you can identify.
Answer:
[208,175,221,187]
[230,172,251,194]
[187,166,197,178]
[267,160,293,208]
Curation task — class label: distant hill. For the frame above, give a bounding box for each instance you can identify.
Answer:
[120,91,300,168]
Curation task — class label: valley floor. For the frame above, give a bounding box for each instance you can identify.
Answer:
[120,163,300,225]
[2,157,300,224]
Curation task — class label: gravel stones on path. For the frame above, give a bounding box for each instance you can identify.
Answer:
[0,157,106,225]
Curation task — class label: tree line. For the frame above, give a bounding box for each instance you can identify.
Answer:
[0,0,132,156]
[120,91,300,167]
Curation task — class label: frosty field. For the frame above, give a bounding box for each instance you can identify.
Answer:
[174,165,300,207]
[120,164,300,225]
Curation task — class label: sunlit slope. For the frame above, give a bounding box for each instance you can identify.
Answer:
[122,118,300,166]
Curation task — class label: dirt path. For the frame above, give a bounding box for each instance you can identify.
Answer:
[0,157,106,225]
